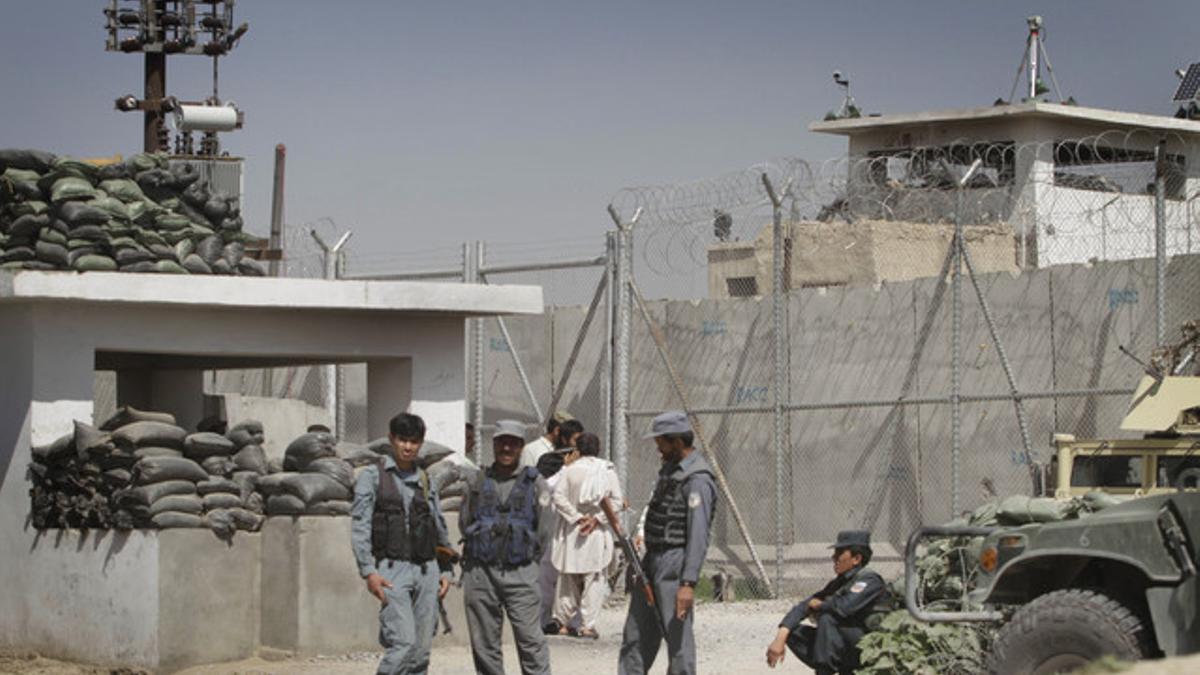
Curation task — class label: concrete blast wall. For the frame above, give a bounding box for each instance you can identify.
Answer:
[479,254,1200,554]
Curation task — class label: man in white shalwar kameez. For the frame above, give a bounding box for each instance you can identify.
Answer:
[549,432,624,638]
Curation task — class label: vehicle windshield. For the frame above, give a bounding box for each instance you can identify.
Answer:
[1071,455,1142,488]
[1157,456,1200,488]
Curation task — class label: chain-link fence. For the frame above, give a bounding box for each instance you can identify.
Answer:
[609,131,1200,598]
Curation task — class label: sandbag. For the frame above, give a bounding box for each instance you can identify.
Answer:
[427,459,460,493]
[244,492,265,514]
[68,224,107,241]
[100,405,176,431]
[221,241,244,266]
[97,163,130,181]
[115,247,156,266]
[115,480,196,506]
[31,433,76,464]
[254,472,298,496]
[305,457,355,491]
[279,472,351,505]
[183,432,236,459]
[284,432,337,472]
[73,420,112,455]
[133,456,209,485]
[10,213,49,239]
[266,494,306,515]
[237,258,266,276]
[72,254,118,272]
[996,495,1078,524]
[181,254,211,274]
[201,455,235,477]
[103,468,132,487]
[196,476,241,496]
[149,494,204,516]
[203,492,243,511]
[439,496,463,513]
[229,508,264,531]
[120,261,157,274]
[196,234,222,266]
[50,177,96,204]
[230,470,259,498]
[211,258,233,275]
[151,512,204,529]
[51,157,99,181]
[266,458,284,474]
[153,259,187,274]
[133,446,182,460]
[232,444,268,474]
[205,507,237,539]
[34,240,68,267]
[98,178,145,203]
[226,420,264,449]
[338,442,381,467]
[38,226,67,245]
[58,201,109,226]
[0,246,35,264]
[148,243,177,260]
[0,148,55,173]
[91,196,130,222]
[112,421,188,449]
[305,500,352,516]
[439,479,467,499]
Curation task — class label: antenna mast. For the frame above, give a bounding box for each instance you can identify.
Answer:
[1008,15,1065,104]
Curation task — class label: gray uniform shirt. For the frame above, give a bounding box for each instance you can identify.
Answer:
[351,454,452,578]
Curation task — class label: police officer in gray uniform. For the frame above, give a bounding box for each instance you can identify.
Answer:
[460,419,551,675]
[619,411,717,675]
[351,412,453,675]
[766,530,887,675]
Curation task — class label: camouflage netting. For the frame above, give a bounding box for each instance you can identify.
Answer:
[858,492,1132,674]
[0,148,264,276]
[29,409,472,539]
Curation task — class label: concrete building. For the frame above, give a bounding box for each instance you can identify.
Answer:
[708,102,1200,298]
[0,270,541,670]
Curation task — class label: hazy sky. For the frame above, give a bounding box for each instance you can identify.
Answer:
[2,1,1197,272]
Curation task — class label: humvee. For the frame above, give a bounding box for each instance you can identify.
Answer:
[905,373,1200,673]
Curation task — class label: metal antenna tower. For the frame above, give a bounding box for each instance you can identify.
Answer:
[1008,15,1066,104]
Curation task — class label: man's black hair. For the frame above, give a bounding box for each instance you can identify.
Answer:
[546,418,562,434]
[840,545,873,567]
[465,421,475,431]
[389,413,426,441]
[576,432,601,457]
[558,419,584,441]
[660,431,694,447]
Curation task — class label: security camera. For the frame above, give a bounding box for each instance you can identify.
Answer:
[1026,15,1043,30]
[833,71,849,87]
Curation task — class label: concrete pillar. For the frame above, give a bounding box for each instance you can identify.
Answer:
[410,322,468,452]
[367,358,411,441]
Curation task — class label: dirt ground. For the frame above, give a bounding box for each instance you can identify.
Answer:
[5,598,1200,674]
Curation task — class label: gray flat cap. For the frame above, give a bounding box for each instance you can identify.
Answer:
[492,419,526,441]
[644,410,691,438]
[829,530,872,550]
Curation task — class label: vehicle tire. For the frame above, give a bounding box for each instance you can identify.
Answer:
[986,589,1148,675]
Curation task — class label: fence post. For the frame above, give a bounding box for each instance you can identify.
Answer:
[951,185,964,517]
[607,205,638,520]
[762,173,788,593]
[1155,139,1167,347]
[604,231,616,456]
[310,229,352,435]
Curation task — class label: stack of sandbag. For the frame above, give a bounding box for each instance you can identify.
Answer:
[0,148,264,276]
[184,420,268,538]
[27,419,131,529]
[258,431,354,516]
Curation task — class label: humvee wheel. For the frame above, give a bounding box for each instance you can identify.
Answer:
[987,589,1148,675]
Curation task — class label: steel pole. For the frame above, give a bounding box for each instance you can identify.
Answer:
[604,231,616,457]
[607,205,635,520]
[472,242,485,463]
[1155,140,1168,347]
[951,188,964,517]
[763,174,788,593]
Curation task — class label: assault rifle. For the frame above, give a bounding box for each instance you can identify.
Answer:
[600,497,671,638]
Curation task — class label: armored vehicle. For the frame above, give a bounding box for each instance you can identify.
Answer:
[905,330,1200,673]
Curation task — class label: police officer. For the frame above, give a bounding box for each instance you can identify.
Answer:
[460,419,551,675]
[618,411,717,675]
[351,412,453,675]
[765,530,887,675]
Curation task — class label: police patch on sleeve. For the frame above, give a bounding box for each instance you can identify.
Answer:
[850,581,867,593]
[688,492,702,509]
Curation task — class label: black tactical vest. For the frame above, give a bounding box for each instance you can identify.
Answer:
[462,466,541,567]
[371,462,437,563]
[644,454,715,549]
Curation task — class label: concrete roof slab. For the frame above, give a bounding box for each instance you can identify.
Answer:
[0,270,543,317]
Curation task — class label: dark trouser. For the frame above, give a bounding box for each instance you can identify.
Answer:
[785,612,865,675]
[618,547,694,675]
[462,561,551,675]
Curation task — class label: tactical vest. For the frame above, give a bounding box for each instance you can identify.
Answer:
[644,455,715,549]
[463,466,540,567]
[370,462,437,563]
